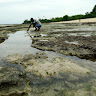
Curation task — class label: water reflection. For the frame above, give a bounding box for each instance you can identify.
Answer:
[0,31,39,58]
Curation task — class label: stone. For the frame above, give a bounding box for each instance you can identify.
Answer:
[0,66,31,96]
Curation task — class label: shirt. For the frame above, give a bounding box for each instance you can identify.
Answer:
[32,19,41,25]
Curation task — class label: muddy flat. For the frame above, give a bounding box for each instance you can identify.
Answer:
[0,23,96,96]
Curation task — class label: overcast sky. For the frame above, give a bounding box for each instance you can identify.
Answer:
[0,0,95,24]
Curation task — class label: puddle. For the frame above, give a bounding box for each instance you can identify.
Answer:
[40,33,47,37]
[54,34,63,37]
[67,27,96,31]
[53,29,65,32]
[68,32,96,37]
[0,31,39,58]
[53,26,96,32]
[64,41,79,45]
[39,40,49,41]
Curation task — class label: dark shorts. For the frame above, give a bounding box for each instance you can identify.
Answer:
[36,24,41,28]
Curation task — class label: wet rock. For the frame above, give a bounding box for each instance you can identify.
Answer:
[5,53,91,78]
[0,66,31,96]
[30,23,96,61]
[5,54,23,64]
[0,36,8,43]
[32,35,96,61]
[64,81,75,88]
[34,35,41,37]
[36,51,48,59]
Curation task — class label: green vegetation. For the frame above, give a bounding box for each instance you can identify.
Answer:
[23,19,31,24]
[86,84,92,91]
[54,72,56,74]
[46,71,48,75]
[23,5,96,23]
[91,5,96,17]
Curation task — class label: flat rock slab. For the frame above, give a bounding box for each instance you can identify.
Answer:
[0,66,30,96]
[5,52,90,77]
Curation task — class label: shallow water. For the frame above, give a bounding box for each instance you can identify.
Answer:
[68,27,96,31]
[67,32,96,37]
[0,30,96,67]
[0,31,39,58]
[0,30,96,96]
[0,24,11,26]
[40,33,47,37]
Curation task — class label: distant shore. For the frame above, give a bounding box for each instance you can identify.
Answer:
[53,17,96,24]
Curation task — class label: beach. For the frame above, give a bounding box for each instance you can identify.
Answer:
[0,21,96,96]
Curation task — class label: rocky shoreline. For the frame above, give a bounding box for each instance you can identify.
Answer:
[4,52,96,96]
[30,23,96,61]
[0,23,96,96]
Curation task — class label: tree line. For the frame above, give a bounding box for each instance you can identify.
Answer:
[23,5,96,23]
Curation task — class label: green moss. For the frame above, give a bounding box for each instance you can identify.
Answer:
[86,84,92,91]
[56,89,68,96]
[54,72,56,74]
[46,72,48,75]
